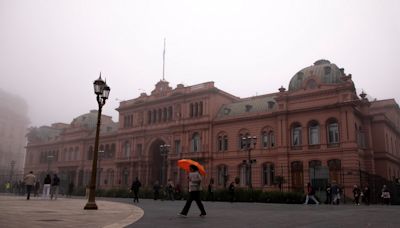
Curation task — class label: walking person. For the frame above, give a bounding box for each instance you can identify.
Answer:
[207,178,215,201]
[381,185,391,205]
[51,174,60,200]
[325,183,332,204]
[34,180,40,197]
[352,184,361,205]
[228,182,235,203]
[42,174,51,199]
[178,165,206,217]
[304,182,319,205]
[153,180,160,200]
[331,181,341,205]
[363,185,370,205]
[130,177,142,203]
[67,181,74,198]
[23,171,36,200]
[166,179,175,201]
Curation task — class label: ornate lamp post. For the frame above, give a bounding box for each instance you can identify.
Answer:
[97,150,104,188]
[242,136,257,189]
[84,74,110,210]
[160,144,170,185]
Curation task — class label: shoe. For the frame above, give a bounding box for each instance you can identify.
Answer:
[177,213,187,218]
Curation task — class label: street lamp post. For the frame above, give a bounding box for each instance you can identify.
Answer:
[242,136,257,189]
[84,74,110,210]
[47,155,54,174]
[160,144,170,186]
[97,150,104,188]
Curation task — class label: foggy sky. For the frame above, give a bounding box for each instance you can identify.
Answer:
[1,0,399,127]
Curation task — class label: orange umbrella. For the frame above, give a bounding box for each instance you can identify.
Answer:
[177,159,206,176]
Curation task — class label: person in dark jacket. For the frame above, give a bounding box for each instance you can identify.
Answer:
[130,177,142,203]
[363,185,370,205]
[325,183,332,204]
[352,184,361,205]
[228,182,235,203]
[153,180,160,200]
[51,174,60,200]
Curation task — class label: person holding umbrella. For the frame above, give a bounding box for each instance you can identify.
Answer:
[178,164,207,217]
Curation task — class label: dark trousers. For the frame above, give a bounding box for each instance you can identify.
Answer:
[26,185,33,200]
[133,190,139,202]
[180,191,206,215]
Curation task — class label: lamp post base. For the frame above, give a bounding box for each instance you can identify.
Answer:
[84,202,98,210]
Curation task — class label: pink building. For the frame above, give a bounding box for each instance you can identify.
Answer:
[25,60,400,198]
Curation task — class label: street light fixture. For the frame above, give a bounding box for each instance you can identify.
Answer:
[84,73,110,210]
[242,136,257,189]
[160,144,170,185]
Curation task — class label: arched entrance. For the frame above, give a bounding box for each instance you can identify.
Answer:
[149,139,168,186]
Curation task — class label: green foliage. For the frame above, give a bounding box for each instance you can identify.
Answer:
[74,186,304,204]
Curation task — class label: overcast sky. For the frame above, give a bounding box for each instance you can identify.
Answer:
[1,0,399,127]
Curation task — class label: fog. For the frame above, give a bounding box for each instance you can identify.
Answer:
[1,0,399,127]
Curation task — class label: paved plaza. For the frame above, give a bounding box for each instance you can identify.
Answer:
[1,194,400,228]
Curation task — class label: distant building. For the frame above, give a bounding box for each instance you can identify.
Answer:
[25,60,400,200]
[0,89,29,182]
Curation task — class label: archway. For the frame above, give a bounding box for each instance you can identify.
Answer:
[149,139,167,186]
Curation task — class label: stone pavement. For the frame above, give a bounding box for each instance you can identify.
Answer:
[0,195,143,228]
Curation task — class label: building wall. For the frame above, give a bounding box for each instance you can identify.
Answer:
[24,64,400,199]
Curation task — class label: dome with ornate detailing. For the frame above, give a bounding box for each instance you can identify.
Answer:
[288,60,346,91]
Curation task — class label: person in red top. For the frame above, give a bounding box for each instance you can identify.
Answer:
[304,182,319,205]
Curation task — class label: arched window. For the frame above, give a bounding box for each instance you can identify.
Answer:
[217,165,228,186]
[239,132,249,149]
[328,159,341,184]
[194,103,199,117]
[262,131,269,148]
[147,111,152,124]
[218,136,223,151]
[223,135,228,151]
[269,131,275,147]
[123,141,131,158]
[308,121,320,145]
[291,123,302,147]
[199,102,203,116]
[291,161,303,192]
[263,163,275,186]
[239,164,249,187]
[168,106,173,120]
[327,119,339,144]
[191,133,201,152]
[190,103,194,117]
[158,109,162,122]
[163,108,167,122]
[122,168,129,185]
[152,110,157,123]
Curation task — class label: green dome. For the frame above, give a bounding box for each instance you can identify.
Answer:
[288,60,345,91]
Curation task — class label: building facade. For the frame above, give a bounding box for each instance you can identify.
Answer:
[0,89,29,183]
[24,60,400,198]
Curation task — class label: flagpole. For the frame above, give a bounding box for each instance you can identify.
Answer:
[162,38,166,81]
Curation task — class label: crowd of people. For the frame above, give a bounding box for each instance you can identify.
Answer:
[1,171,74,200]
